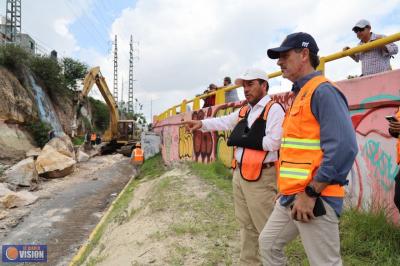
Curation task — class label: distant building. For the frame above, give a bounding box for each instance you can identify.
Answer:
[0,16,7,44]
[18,33,35,54]
[0,15,36,54]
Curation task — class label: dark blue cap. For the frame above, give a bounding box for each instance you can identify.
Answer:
[267,32,319,59]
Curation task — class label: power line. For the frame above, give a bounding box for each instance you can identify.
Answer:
[64,0,109,52]
[91,0,113,31]
[73,0,110,45]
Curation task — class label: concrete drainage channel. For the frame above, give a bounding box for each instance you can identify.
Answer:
[1,156,134,266]
[68,173,136,266]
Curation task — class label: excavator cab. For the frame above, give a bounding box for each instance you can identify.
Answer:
[118,120,137,143]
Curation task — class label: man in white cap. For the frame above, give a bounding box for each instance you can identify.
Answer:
[183,68,285,265]
[343,19,398,76]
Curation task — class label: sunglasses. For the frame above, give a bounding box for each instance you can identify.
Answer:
[353,27,365,33]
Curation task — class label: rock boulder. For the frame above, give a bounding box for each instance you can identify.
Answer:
[76,151,89,162]
[1,191,38,209]
[35,146,76,178]
[44,135,75,160]
[3,157,38,188]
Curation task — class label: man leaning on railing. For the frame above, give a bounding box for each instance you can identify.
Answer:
[343,19,398,76]
[222,76,239,102]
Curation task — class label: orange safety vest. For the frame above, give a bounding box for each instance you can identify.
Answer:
[231,100,276,181]
[396,108,400,164]
[90,133,96,141]
[278,76,344,197]
[131,148,144,164]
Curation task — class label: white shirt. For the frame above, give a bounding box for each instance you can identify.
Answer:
[201,95,285,163]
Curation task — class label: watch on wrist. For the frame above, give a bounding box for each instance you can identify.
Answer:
[305,185,321,198]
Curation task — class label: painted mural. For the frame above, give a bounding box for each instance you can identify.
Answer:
[154,69,400,224]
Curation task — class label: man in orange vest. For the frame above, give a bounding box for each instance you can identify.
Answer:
[184,68,285,265]
[259,32,358,266]
[131,142,144,166]
[387,110,400,212]
[90,132,96,146]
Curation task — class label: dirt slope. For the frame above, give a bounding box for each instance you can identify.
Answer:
[84,164,241,266]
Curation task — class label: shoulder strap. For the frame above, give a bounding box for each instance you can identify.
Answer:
[262,100,276,120]
[239,105,249,118]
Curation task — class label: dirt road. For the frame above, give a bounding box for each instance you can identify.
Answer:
[1,154,135,266]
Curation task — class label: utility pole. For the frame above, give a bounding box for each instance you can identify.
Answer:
[120,76,124,109]
[5,0,21,43]
[113,35,118,104]
[128,35,134,115]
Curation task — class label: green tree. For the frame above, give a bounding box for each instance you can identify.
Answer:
[29,55,67,99]
[62,57,88,90]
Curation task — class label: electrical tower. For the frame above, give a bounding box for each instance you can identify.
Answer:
[5,0,21,43]
[128,35,134,114]
[120,76,124,111]
[113,35,118,104]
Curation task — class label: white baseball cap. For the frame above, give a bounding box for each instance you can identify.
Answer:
[352,19,371,31]
[235,68,269,86]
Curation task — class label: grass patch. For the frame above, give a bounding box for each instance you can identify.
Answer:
[72,136,85,146]
[149,160,238,265]
[169,222,202,235]
[137,154,167,180]
[85,254,107,266]
[340,208,400,265]
[167,243,194,265]
[286,208,400,265]
[188,160,233,192]
[74,155,168,266]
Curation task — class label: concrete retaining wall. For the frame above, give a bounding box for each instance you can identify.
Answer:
[153,70,400,224]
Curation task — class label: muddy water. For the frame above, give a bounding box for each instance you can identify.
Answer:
[1,156,134,266]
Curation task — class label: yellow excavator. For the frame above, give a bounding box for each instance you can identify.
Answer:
[78,66,139,154]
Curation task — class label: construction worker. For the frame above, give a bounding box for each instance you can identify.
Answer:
[131,142,144,166]
[90,132,96,146]
[387,110,400,212]
[259,32,358,266]
[183,68,285,265]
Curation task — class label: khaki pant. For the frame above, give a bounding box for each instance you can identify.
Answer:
[233,167,277,266]
[259,200,342,266]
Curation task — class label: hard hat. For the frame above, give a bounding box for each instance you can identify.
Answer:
[136,142,141,147]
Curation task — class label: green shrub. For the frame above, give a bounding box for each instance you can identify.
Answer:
[88,97,109,132]
[25,121,52,148]
[29,55,69,100]
[72,136,85,146]
[0,44,30,71]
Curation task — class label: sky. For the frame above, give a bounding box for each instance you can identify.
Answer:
[1,0,400,122]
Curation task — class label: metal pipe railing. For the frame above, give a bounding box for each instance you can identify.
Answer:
[155,32,400,122]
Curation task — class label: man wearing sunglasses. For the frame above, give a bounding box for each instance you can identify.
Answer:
[343,19,398,76]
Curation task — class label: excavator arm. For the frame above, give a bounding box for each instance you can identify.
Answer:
[80,67,119,142]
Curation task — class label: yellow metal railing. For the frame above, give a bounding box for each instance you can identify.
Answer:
[155,32,400,122]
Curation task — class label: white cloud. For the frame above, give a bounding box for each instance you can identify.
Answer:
[99,0,400,121]
[2,0,399,122]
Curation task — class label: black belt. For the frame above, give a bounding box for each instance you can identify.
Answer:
[237,162,275,169]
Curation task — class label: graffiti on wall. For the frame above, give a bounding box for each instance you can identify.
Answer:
[179,125,193,159]
[154,70,400,224]
[271,92,295,111]
[192,107,214,163]
[361,139,398,192]
[214,105,236,167]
